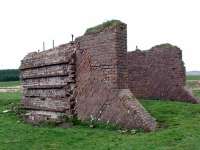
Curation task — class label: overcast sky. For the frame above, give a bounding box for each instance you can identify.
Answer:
[0,0,199,71]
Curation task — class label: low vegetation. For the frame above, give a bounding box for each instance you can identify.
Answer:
[0,81,20,87]
[186,76,200,98]
[0,77,200,149]
[85,20,123,34]
[187,75,200,80]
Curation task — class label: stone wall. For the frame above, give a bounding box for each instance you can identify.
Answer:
[128,44,199,103]
[20,43,76,123]
[75,22,157,131]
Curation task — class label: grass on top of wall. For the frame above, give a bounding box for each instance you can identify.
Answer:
[85,20,123,35]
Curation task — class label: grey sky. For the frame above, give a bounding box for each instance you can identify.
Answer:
[0,0,199,71]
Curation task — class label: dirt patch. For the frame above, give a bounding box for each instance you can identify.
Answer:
[187,80,200,90]
[0,86,20,93]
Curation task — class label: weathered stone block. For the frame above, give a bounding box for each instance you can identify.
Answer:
[24,110,65,124]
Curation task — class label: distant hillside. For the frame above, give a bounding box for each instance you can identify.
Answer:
[0,69,19,81]
[187,71,200,76]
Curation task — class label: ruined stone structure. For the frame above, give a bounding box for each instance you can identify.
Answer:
[75,23,156,131]
[20,44,76,123]
[128,45,199,103]
[20,20,198,131]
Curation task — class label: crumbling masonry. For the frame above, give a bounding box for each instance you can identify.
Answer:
[128,45,200,103]
[20,20,199,132]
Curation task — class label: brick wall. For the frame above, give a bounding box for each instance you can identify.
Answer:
[75,23,128,89]
[128,44,199,103]
[20,21,198,131]
[75,22,157,131]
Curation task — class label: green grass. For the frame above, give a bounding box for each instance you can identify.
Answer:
[0,81,20,87]
[1,91,200,149]
[1,80,200,149]
[187,75,200,80]
[85,20,123,34]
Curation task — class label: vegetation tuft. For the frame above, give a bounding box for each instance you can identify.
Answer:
[152,43,177,49]
[85,20,123,35]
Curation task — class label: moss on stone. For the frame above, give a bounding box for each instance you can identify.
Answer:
[154,43,176,49]
[85,20,123,35]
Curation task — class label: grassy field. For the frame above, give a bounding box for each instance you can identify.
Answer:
[1,79,200,149]
[186,76,200,98]
[186,75,200,80]
[0,81,20,87]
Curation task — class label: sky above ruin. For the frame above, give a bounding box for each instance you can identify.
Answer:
[0,0,199,71]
